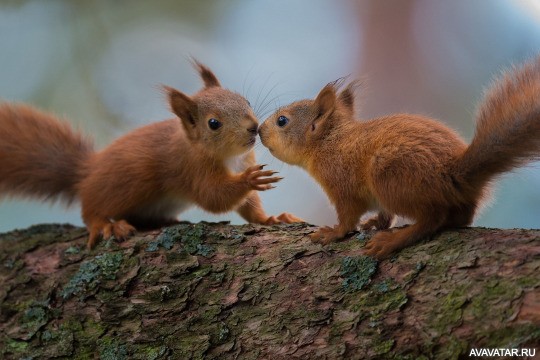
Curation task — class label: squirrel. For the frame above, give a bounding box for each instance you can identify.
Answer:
[0,61,302,248]
[258,57,540,259]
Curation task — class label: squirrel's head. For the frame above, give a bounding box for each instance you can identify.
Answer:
[259,79,359,166]
[164,60,258,159]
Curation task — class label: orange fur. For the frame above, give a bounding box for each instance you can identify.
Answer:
[0,62,302,248]
[259,57,540,259]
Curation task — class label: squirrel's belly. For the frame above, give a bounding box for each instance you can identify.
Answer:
[135,196,193,220]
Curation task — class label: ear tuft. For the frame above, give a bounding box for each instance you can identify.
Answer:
[191,58,221,88]
[338,79,362,113]
[329,76,348,90]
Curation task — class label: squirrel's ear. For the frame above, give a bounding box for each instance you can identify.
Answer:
[163,85,200,140]
[191,59,221,88]
[312,84,337,131]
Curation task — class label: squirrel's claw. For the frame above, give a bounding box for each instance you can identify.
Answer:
[310,225,343,245]
[244,164,282,191]
[86,219,136,249]
[362,232,398,260]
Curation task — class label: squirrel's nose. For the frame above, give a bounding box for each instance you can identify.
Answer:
[248,125,258,134]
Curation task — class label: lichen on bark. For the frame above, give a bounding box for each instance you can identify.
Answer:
[0,222,539,359]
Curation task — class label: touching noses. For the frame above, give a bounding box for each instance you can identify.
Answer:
[248,124,258,135]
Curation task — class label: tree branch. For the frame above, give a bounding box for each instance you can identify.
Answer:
[0,222,538,359]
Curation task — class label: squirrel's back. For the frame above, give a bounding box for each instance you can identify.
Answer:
[0,103,93,203]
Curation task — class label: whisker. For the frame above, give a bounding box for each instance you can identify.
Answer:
[257,95,286,118]
[253,73,276,115]
[242,64,256,98]
[254,79,278,115]
[255,88,282,118]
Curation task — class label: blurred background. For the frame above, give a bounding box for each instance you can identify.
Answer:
[1,0,540,232]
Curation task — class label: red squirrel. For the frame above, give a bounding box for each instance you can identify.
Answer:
[259,57,540,259]
[0,61,302,248]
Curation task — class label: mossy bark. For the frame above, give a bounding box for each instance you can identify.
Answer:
[0,222,539,359]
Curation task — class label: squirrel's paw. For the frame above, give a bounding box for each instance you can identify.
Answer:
[362,232,399,259]
[87,219,136,249]
[310,226,344,245]
[360,214,392,231]
[264,212,304,225]
[243,164,282,191]
[360,217,379,231]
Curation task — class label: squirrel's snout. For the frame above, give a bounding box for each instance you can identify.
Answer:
[248,125,258,135]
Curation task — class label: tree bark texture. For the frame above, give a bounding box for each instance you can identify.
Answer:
[0,222,539,359]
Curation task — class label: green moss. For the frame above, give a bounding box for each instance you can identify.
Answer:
[340,256,378,291]
[516,275,540,288]
[355,232,369,242]
[166,334,210,358]
[146,227,177,251]
[370,288,408,312]
[145,241,160,252]
[6,338,28,353]
[433,336,468,359]
[61,252,123,299]
[38,328,74,357]
[21,303,49,338]
[152,223,216,257]
[98,336,128,360]
[430,286,468,335]
[373,278,397,293]
[469,279,521,320]
[372,338,394,355]
[481,323,540,348]
[138,345,169,360]
[209,228,246,243]
[145,223,219,255]
[64,246,81,255]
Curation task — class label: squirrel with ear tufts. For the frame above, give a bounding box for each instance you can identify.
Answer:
[259,57,540,259]
[0,61,302,248]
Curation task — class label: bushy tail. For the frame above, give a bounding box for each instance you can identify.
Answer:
[0,103,93,203]
[455,57,540,189]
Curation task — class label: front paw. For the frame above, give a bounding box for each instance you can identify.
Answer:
[264,212,304,225]
[243,164,282,191]
[309,226,344,245]
[362,232,400,259]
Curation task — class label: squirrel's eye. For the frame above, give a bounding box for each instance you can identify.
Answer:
[277,115,289,127]
[208,118,222,130]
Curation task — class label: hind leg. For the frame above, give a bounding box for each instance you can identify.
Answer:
[361,211,394,231]
[363,214,445,259]
[444,205,476,229]
[85,217,136,249]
